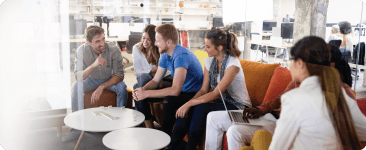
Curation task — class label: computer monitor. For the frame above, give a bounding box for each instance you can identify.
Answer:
[122,16,132,23]
[263,22,277,32]
[281,23,294,39]
[213,18,224,28]
[135,18,151,26]
[162,18,174,25]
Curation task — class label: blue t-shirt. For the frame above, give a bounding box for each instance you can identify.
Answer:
[159,44,203,93]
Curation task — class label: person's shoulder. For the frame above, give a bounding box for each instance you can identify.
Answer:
[160,53,169,60]
[227,55,241,66]
[174,44,189,55]
[76,43,88,53]
[106,42,121,52]
[204,56,214,64]
[281,88,307,106]
[132,43,141,53]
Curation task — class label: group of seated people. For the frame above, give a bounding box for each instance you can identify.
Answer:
[71,23,366,150]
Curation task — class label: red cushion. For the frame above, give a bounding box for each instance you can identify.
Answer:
[357,97,366,117]
[261,66,292,105]
[222,132,228,150]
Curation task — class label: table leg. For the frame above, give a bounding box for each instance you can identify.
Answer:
[74,131,85,150]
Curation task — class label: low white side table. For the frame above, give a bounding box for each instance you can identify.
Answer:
[103,127,171,150]
[64,107,145,150]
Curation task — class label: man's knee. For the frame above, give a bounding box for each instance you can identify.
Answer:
[115,81,127,93]
[71,81,83,92]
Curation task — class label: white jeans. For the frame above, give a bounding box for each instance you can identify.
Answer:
[205,111,277,150]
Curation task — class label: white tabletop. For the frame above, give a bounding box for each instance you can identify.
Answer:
[64,107,145,132]
[103,128,171,150]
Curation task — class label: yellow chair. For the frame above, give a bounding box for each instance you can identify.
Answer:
[194,50,208,71]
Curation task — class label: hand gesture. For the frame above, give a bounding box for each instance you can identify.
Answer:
[92,54,106,68]
[122,56,130,66]
[91,86,104,104]
[243,107,263,119]
[176,102,191,118]
[133,88,147,101]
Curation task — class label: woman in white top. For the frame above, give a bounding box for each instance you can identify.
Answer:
[132,24,161,90]
[268,36,366,150]
[164,29,251,150]
[132,24,159,76]
[339,21,354,61]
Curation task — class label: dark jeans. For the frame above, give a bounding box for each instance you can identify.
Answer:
[340,48,351,62]
[134,92,196,135]
[167,103,239,150]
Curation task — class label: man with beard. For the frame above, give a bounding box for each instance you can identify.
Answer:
[71,25,127,112]
[133,24,203,135]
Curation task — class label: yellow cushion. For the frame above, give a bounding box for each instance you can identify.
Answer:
[250,130,273,150]
[193,50,208,71]
[239,60,279,107]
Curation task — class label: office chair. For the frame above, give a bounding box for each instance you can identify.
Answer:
[126,32,143,54]
[351,42,365,80]
[252,35,269,63]
[329,40,342,49]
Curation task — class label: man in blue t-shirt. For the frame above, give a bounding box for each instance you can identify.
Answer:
[133,24,203,135]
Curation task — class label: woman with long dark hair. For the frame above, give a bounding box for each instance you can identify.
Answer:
[268,36,366,149]
[165,29,251,150]
[132,24,170,128]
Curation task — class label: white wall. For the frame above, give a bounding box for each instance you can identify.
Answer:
[327,0,364,25]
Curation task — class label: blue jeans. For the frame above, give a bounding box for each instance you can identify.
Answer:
[167,103,238,150]
[340,48,351,62]
[133,73,153,111]
[133,73,153,90]
[71,78,128,112]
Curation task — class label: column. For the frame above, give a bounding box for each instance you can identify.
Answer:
[293,0,329,43]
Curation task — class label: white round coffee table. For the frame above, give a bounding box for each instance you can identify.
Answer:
[64,107,145,150]
[103,127,171,150]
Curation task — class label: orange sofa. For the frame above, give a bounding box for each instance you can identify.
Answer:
[220,61,366,150]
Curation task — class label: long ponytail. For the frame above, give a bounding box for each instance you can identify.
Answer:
[291,36,362,150]
[205,29,241,57]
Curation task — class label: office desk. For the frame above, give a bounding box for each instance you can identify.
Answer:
[248,40,293,64]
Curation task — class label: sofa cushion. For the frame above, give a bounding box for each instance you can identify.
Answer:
[239,60,279,107]
[262,66,292,105]
[357,97,366,117]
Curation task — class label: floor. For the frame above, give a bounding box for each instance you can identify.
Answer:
[12,48,366,150]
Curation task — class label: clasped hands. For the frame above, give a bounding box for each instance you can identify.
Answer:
[133,88,147,101]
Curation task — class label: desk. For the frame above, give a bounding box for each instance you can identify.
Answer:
[103,128,170,150]
[248,40,293,64]
[64,107,145,150]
